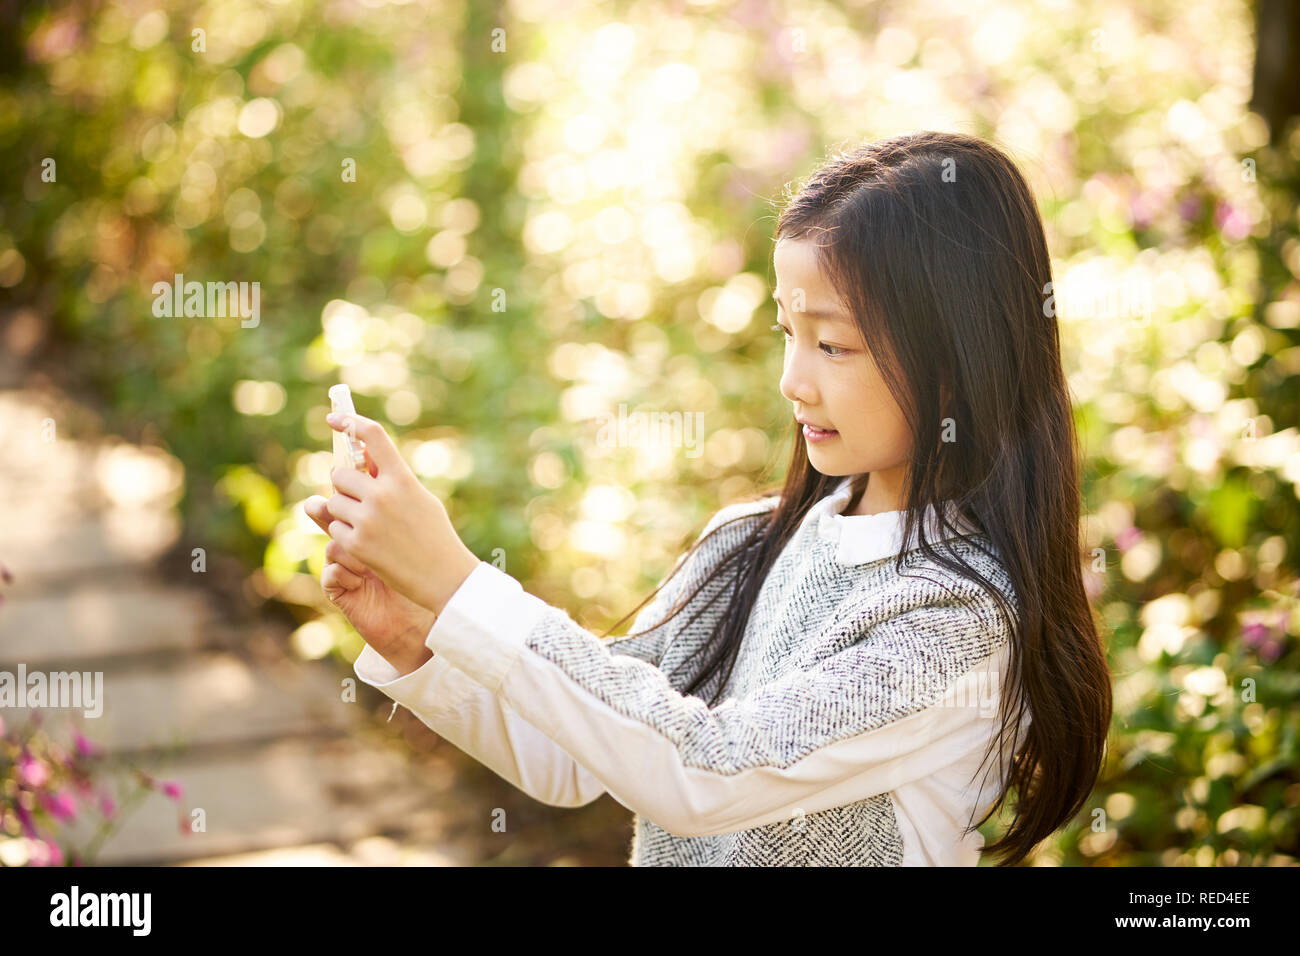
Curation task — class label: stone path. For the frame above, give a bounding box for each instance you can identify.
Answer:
[0,386,483,865]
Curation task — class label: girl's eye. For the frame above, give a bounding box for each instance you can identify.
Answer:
[770,323,848,358]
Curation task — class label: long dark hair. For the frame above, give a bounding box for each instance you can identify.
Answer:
[601,131,1111,866]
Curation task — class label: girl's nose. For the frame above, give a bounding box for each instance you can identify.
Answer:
[779,359,818,407]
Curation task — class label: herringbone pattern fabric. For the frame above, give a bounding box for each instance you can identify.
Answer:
[521,493,1019,866]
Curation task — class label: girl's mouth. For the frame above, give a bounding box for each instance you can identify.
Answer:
[803,424,838,442]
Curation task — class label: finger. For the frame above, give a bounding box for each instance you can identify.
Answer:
[325,492,361,526]
[322,561,364,592]
[327,519,357,553]
[325,538,368,576]
[327,412,401,475]
[303,496,333,534]
[329,463,372,500]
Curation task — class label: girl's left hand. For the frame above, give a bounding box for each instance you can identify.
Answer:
[323,411,480,616]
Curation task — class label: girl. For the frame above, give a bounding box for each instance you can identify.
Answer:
[304,130,1112,866]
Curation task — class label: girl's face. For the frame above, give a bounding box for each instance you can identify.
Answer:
[772,237,914,510]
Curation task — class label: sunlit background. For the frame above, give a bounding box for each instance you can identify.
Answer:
[1,0,1298,866]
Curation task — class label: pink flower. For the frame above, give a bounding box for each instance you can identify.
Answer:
[39,789,78,823]
[28,15,84,64]
[73,730,100,759]
[1240,609,1289,662]
[26,837,61,867]
[16,751,49,788]
[1214,201,1252,242]
[161,780,183,801]
[1129,191,1156,230]
[14,802,37,839]
[99,792,116,818]
[1115,525,1141,553]
[1241,619,1270,649]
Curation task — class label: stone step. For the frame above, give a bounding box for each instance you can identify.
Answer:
[0,511,181,586]
[0,650,354,753]
[56,734,466,865]
[0,388,186,585]
[0,387,483,866]
[176,837,462,866]
[0,391,181,512]
[0,391,103,496]
[0,578,216,666]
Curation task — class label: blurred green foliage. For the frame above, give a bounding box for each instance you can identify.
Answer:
[2,0,1297,865]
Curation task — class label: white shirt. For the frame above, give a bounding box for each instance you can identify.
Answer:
[354,476,1029,865]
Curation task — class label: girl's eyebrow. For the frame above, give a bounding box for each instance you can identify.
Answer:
[771,290,852,325]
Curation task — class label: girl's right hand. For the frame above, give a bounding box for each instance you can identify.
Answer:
[304,495,436,675]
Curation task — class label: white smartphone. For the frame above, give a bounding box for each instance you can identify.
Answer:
[328,384,369,472]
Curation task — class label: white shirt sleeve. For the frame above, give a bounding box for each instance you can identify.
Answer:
[409,560,1013,840]
[351,541,700,808]
[353,643,607,807]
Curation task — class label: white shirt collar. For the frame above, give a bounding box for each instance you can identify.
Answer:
[805,476,980,567]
